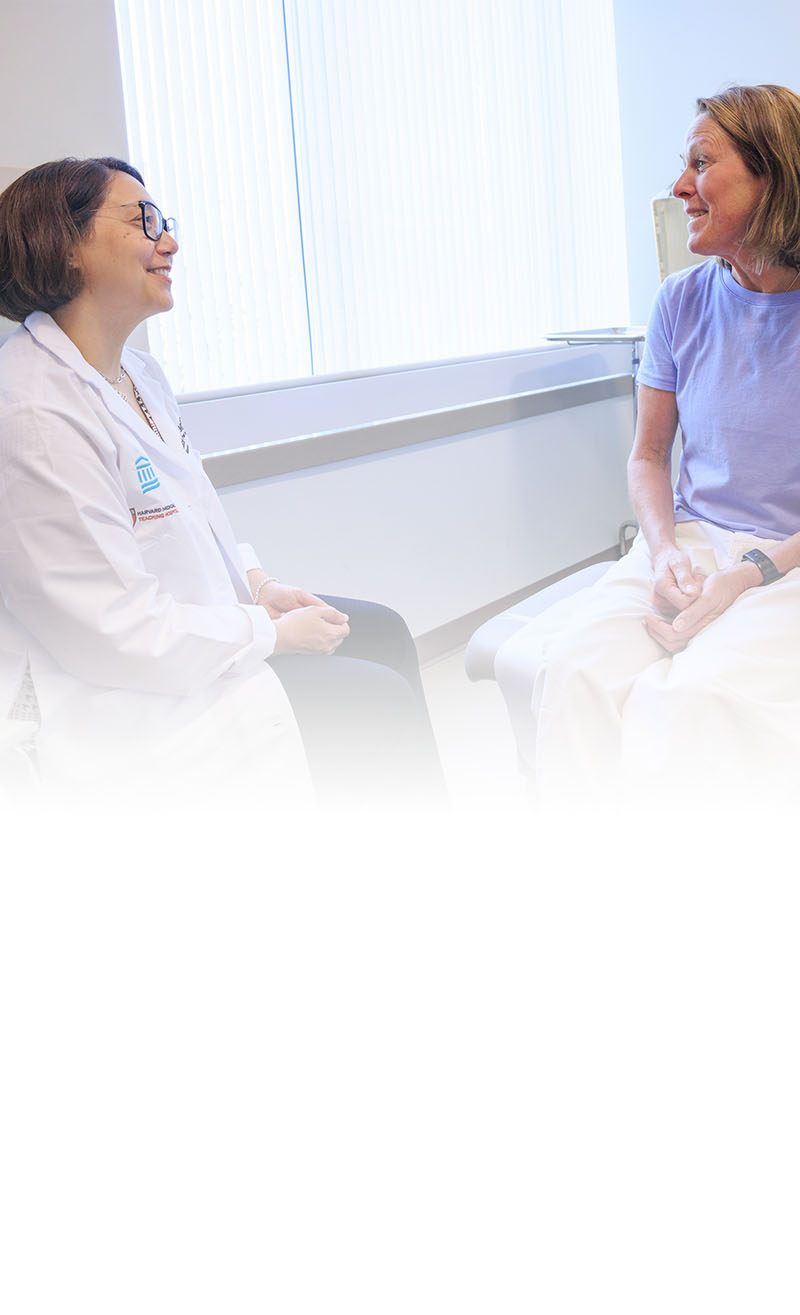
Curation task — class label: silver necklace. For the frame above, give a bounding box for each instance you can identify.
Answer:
[106,366,165,443]
[128,374,165,443]
[98,365,126,385]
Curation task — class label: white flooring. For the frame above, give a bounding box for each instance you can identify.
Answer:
[420,647,528,813]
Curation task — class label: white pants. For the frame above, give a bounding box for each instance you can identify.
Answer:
[495,521,800,806]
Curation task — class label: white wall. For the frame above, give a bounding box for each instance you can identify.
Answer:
[0,0,131,336]
[613,0,800,322]
[186,342,636,639]
[218,391,633,638]
[0,0,128,168]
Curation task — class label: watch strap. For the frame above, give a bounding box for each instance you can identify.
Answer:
[741,548,783,585]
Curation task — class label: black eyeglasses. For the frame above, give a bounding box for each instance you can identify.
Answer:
[97,200,179,242]
[137,201,178,242]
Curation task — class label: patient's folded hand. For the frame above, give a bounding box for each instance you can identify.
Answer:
[646,566,749,653]
[644,611,691,654]
[651,545,703,617]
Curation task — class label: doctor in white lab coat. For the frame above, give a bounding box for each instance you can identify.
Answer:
[0,308,317,800]
[0,156,402,804]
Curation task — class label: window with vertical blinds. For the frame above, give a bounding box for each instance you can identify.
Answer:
[115,0,629,395]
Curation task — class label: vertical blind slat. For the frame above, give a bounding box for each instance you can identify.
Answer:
[114,0,629,394]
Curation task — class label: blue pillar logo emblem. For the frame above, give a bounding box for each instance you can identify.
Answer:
[135,456,160,494]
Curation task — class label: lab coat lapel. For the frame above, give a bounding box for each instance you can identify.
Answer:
[24,313,251,597]
[25,313,188,480]
[118,347,251,593]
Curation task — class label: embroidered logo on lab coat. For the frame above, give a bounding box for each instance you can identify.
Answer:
[135,455,160,493]
[131,502,179,526]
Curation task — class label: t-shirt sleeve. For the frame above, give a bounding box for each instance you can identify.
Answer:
[637,283,677,392]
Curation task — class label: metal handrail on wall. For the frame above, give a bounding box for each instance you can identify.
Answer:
[202,372,632,489]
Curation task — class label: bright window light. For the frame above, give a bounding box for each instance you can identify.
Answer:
[115,0,629,394]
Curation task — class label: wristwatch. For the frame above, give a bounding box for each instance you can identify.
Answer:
[741,548,783,585]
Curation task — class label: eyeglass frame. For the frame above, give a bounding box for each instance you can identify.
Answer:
[94,200,178,242]
[136,201,178,242]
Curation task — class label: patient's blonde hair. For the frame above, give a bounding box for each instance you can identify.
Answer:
[697,84,800,271]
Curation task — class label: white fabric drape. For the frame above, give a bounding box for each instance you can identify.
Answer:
[115,0,629,394]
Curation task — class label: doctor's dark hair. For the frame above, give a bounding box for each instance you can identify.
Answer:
[697,84,800,272]
[0,156,145,321]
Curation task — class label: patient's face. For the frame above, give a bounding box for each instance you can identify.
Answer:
[672,113,766,265]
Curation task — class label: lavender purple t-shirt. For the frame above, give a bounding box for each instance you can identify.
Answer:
[637,258,800,540]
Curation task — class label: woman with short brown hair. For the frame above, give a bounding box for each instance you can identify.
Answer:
[0,157,145,319]
[0,157,443,805]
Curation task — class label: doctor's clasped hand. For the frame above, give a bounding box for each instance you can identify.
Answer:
[272,604,350,657]
[246,573,350,654]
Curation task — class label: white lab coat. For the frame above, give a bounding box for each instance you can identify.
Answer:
[0,312,310,802]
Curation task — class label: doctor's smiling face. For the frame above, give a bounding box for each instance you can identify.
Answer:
[73,170,179,331]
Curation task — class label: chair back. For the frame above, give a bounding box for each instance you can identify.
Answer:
[651,191,706,281]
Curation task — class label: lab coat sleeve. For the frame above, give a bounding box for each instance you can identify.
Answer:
[237,542,264,573]
[0,402,278,697]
